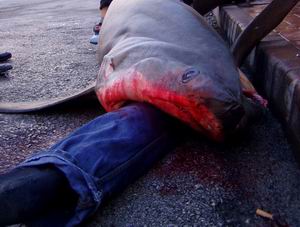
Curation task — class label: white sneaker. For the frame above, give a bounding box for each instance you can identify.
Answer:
[90,34,99,45]
[89,19,103,45]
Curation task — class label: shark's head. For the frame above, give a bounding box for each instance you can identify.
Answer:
[96,56,246,142]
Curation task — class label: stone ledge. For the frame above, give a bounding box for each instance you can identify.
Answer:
[220,4,300,148]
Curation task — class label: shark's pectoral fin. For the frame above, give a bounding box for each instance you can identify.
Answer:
[0,83,96,113]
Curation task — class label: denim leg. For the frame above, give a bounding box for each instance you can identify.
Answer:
[18,103,177,226]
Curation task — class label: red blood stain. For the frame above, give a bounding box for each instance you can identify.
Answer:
[159,184,179,196]
[96,70,224,141]
[153,144,237,192]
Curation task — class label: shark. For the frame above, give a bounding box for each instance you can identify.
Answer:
[0,0,297,142]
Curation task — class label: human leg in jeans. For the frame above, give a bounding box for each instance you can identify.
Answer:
[0,103,178,226]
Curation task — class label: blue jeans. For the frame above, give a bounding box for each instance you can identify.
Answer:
[18,103,177,226]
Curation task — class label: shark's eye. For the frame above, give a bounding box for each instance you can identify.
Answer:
[182,68,200,83]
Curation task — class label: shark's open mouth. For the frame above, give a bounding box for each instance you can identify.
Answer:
[96,71,225,141]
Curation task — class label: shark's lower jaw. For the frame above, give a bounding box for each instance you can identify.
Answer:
[96,75,225,142]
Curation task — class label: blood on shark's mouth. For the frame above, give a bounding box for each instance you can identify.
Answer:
[96,71,224,141]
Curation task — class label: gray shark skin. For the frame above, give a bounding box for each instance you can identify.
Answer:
[0,0,297,139]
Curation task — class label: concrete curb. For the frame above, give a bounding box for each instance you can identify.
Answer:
[220,5,300,149]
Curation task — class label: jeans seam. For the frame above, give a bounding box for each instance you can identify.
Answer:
[21,152,102,204]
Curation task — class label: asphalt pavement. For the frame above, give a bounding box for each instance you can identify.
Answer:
[0,0,300,226]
